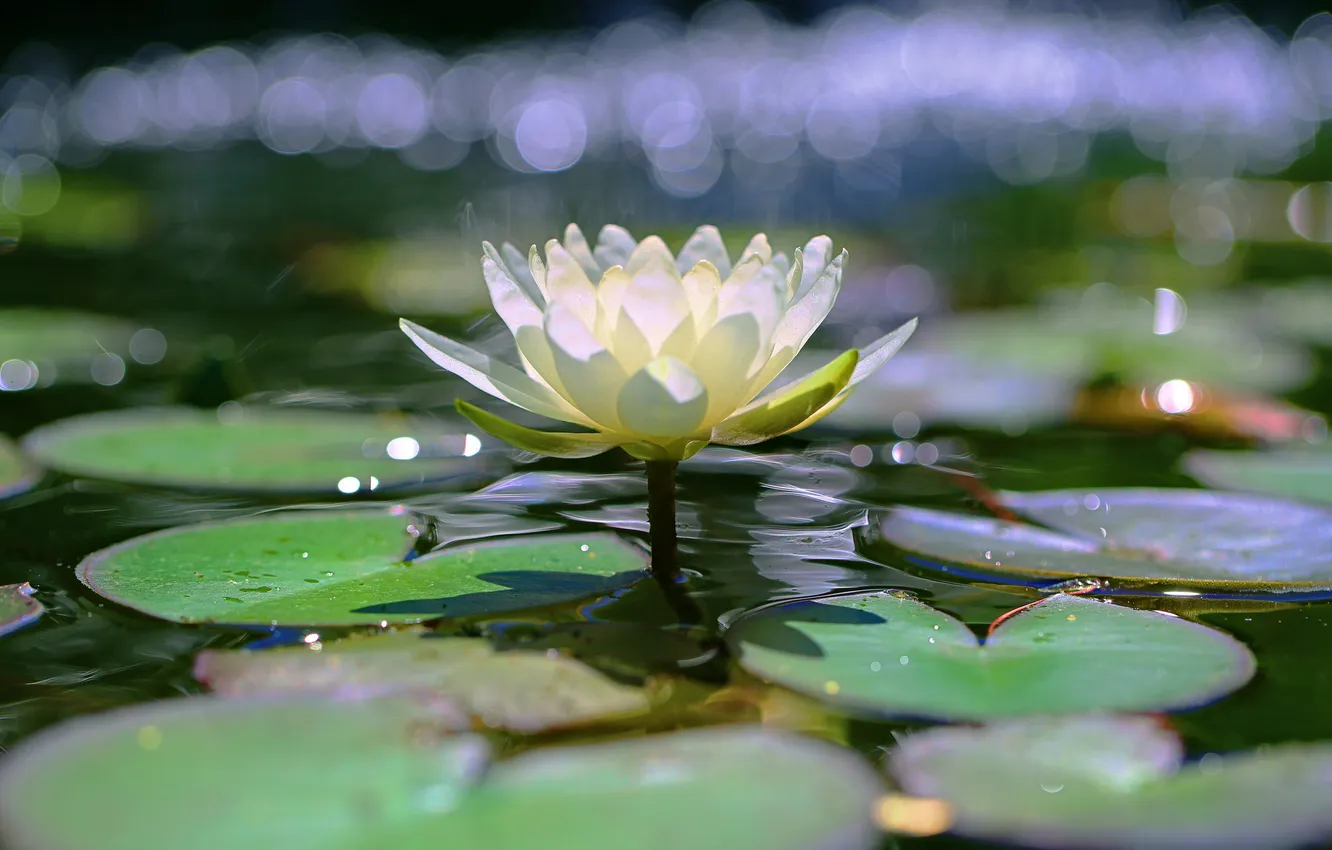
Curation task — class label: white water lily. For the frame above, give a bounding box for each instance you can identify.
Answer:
[401,224,916,461]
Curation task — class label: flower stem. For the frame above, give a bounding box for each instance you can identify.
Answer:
[646,460,680,583]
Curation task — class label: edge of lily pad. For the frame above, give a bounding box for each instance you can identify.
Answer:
[0,435,42,501]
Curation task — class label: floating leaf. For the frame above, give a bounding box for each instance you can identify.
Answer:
[930,296,1312,393]
[1185,448,1332,505]
[0,308,145,389]
[728,592,1253,721]
[195,631,650,733]
[0,583,43,638]
[0,696,885,850]
[77,511,646,627]
[0,435,39,499]
[807,348,1079,434]
[888,716,1332,850]
[878,488,1332,594]
[22,407,503,493]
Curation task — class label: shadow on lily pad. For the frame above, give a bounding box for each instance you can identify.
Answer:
[351,570,645,619]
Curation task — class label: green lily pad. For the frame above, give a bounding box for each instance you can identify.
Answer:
[0,435,39,499]
[195,631,650,733]
[77,510,646,627]
[21,407,504,493]
[807,348,1079,434]
[0,696,886,850]
[877,488,1332,594]
[931,296,1312,392]
[728,592,1253,721]
[888,716,1332,850]
[0,583,43,638]
[0,308,147,389]
[1184,448,1332,505]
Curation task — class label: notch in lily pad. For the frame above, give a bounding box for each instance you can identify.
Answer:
[21,406,503,494]
[0,583,43,638]
[888,715,1332,850]
[77,510,646,627]
[728,591,1254,721]
[878,487,1332,596]
[0,696,887,850]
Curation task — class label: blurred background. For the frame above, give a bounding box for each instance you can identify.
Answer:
[4,0,1332,445]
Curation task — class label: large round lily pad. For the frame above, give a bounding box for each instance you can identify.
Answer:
[878,488,1332,594]
[195,631,650,733]
[0,696,885,850]
[0,308,146,389]
[1184,448,1332,505]
[77,511,646,627]
[0,583,43,638]
[889,716,1332,850]
[728,592,1253,721]
[22,407,503,494]
[0,436,39,499]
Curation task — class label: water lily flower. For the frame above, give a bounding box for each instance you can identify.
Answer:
[400,224,916,462]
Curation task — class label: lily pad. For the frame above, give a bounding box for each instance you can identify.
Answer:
[888,716,1332,850]
[0,308,146,389]
[728,592,1253,721]
[0,696,886,850]
[931,296,1312,393]
[1184,448,1332,505]
[878,488,1332,594]
[21,407,503,493]
[802,348,1080,434]
[0,583,43,637]
[195,631,650,733]
[0,435,39,499]
[77,510,646,627]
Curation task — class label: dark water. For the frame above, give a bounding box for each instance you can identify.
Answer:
[2,147,1332,848]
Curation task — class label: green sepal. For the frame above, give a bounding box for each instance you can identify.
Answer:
[456,400,621,459]
[710,350,858,446]
[621,438,711,462]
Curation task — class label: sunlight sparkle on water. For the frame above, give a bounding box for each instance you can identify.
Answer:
[1155,380,1196,415]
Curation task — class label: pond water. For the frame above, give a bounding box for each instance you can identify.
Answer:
[3,146,1332,849]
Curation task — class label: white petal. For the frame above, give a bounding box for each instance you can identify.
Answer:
[499,242,544,304]
[515,324,569,395]
[766,248,845,365]
[563,223,602,280]
[481,243,542,334]
[625,235,679,276]
[616,356,710,439]
[610,307,654,375]
[545,304,628,430]
[690,312,763,425]
[621,268,692,354]
[544,239,599,327]
[594,224,636,269]
[785,248,805,298]
[795,235,833,299]
[526,245,549,299]
[594,265,631,342]
[677,225,731,279]
[739,233,772,265]
[681,260,722,328]
[847,318,917,387]
[716,256,786,352]
[399,319,585,424]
